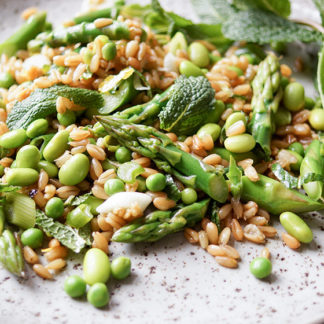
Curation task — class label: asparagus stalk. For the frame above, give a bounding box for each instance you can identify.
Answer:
[97,116,228,202]
[241,174,324,215]
[112,199,209,242]
[0,12,47,57]
[0,230,25,277]
[249,53,283,159]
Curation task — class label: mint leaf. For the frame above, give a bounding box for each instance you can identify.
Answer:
[164,175,181,202]
[313,0,324,25]
[271,163,299,189]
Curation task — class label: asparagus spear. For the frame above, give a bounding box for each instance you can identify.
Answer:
[300,140,324,200]
[112,199,209,242]
[0,229,25,277]
[97,116,228,202]
[249,53,283,159]
[0,12,47,57]
[241,174,324,215]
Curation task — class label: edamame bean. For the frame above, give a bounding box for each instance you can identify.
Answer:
[168,32,187,55]
[45,197,64,219]
[64,275,87,298]
[57,111,76,126]
[102,42,117,61]
[43,130,69,162]
[0,71,15,88]
[6,168,39,186]
[146,173,166,192]
[181,188,197,205]
[104,179,125,195]
[83,248,111,285]
[26,119,48,138]
[274,107,291,127]
[224,112,246,130]
[208,100,225,123]
[179,60,204,77]
[188,42,210,68]
[283,82,305,112]
[224,134,255,153]
[309,108,324,131]
[250,257,272,279]
[16,145,40,169]
[288,142,304,157]
[115,147,131,163]
[111,256,131,280]
[37,160,58,177]
[59,153,90,186]
[66,204,93,228]
[87,283,110,308]
[0,129,27,149]
[21,228,43,249]
[304,97,315,110]
[279,211,313,243]
[197,123,221,141]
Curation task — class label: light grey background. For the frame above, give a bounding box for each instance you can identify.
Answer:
[0,1,323,324]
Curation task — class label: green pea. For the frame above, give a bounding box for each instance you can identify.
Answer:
[136,176,147,192]
[93,122,107,137]
[288,142,304,157]
[102,42,117,61]
[224,134,256,153]
[111,256,131,280]
[43,130,69,162]
[181,188,197,205]
[286,150,303,172]
[16,145,40,169]
[82,48,93,65]
[6,168,39,186]
[0,72,15,88]
[37,160,58,178]
[59,153,90,186]
[280,212,313,243]
[66,204,93,228]
[168,32,187,55]
[224,112,246,130]
[188,42,210,68]
[83,248,111,285]
[57,111,76,126]
[284,82,305,112]
[0,165,4,176]
[197,123,221,141]
[104,179,125,195]
[0,129,27,149]
[146,173,166,192]
[208,100,225,123]
[227,66,243,77]
[45,197,64,219]
[274,107,291,127]
[64,275,87,298]
[250,257,272,279]
[309,108,324,131]
[21,228,43,249]
[179,60,204,77]
[26,118,48,138]
[304,97,315,110]
[87,283,110,308]
[115,147,131,163]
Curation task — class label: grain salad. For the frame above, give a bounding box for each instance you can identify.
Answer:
[0,0,324,309]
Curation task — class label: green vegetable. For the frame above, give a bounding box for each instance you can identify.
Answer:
[225,112,246,130]
[274,107,291,127]
[38,160,58,178]
[158,76,216,135]
[57,110,76,126]
[169,32,187,54]
[102,41,117,60]
[104,179,125,195]
[87,283,110,308]
[289,142,304,157]
[136,176,147,192]
[179,60,205,77]
[280,211,313,243]
[0,12,47,57]
[45,197,64,219]
[115,146,132,163]
[309,108,324,130]
[0,207,5,236]
[226,156,242,199]
[188,42,210,67]
[64,275,87,298]
[6,85,104,130]
[35,210,89,253]
[111,256,131,280]
[0,72,15,89]
[43,130,69,162]
[83,248,111,285]
[224,134,256,153]
[112,199,209,242]
[0,229,25,277]
[146,173,166,192]
[98,116,228,202]
[21,228,43,249]
[71,195,103,215]
[181,188,198,205]
[249,53,282,159]
[6,168,39,186]
[164,175,181,202]
[59,153,90,186]
[250,257,272,279]
[117,161,145,184]
[287,150,303,172]
[318,46,324,110]
[209,200,221,232]
[16,145,40,169]
[197,123,221,141]
[66,204,93,228]
[283,82,305,112]
[0,129,27,148]
[26,118,49,138]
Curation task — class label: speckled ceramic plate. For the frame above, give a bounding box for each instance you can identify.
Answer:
[0,1,324,323]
